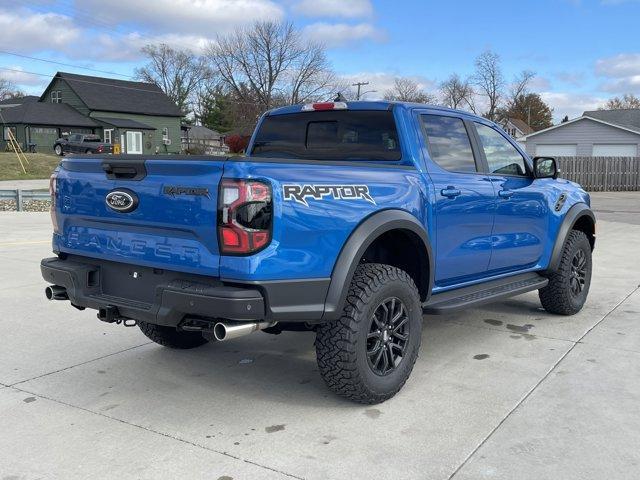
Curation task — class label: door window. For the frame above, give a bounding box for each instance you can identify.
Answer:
[126,131,143,154]
[421,115,477,173]
[475,123,528,176]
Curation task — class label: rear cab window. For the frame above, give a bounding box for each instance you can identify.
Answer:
[250,110,401,161]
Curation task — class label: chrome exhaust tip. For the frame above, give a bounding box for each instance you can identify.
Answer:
[45,285,68,301]
[213,321,276,341]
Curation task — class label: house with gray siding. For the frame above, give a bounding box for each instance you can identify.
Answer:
[522,109,640,157]
[1,72,183,155]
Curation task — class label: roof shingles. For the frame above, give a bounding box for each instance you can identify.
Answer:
[0,102,98,127]
[583,109,640,133]
[45,72,182,117]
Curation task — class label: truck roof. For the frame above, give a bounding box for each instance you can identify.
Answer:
[266,100,480,120]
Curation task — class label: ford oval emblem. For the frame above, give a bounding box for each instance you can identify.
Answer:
[106,189,138,213]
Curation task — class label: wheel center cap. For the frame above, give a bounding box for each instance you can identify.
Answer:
[382,330,389,342]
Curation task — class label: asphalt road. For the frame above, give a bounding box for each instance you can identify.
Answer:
[0,192,638,480]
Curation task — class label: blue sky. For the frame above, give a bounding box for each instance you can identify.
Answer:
[1,0,639,120]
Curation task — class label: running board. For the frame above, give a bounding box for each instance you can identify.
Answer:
[423,272,548,314]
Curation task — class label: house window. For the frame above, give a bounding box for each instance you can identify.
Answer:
[162,128,169,141]
[51,90,61,103]
[104,129,113,144]
[3,126,17,141]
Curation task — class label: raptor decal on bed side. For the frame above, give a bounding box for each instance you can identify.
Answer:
[282,184,376,207]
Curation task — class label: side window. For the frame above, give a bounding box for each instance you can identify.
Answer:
[421,115,477,173]
[475,123,528,176]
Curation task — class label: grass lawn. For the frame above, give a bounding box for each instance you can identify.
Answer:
[0,152,61,181]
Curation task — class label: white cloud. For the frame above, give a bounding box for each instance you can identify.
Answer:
[293,0,373,18]
[594,53,640,93]
[599,76,640,93]
[595,53,640,78]
[77,0,284,36]
[540,92,606,121]
[303,22,385,48]
[528,76,551,91]
[0,9,81,54]
[0,66,46,87]
[94,32,212,62]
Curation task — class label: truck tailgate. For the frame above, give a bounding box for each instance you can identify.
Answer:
[54,157,225,276]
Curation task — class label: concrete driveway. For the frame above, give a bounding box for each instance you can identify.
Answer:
[0,192,638,480]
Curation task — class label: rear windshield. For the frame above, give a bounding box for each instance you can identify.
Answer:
[250,110,401,161]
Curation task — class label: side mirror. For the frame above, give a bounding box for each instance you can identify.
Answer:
[533,156,558,179]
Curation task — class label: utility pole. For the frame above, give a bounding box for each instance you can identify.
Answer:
[352,81,369,100]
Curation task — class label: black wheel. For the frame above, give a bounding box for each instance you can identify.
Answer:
[138,321,209,349]
[54,144,63,156]
[539,230,592,315]
[315,263,422,404]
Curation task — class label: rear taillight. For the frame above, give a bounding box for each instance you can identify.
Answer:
[49,172,59,234]
[218,179,272,255]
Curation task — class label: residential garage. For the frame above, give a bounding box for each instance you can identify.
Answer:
[535,144,577,157]
[28,127,58,150]
[524,109,640,157]
[592,144,638,156]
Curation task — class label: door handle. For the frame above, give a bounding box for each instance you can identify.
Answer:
[498,189,514,199]
[440,186,461,198]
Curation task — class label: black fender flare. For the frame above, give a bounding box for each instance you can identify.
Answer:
[322,209,434,321]
[547,202,595,272]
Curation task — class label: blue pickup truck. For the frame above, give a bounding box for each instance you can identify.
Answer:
[41,101,595,404]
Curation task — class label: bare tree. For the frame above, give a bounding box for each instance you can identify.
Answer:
[285,45,344,104]
[135,44,209,113]
[0,77,23,100]
[472,50,504,120]
[206,21,337,112]
[439,74,475,111]
[511,71,535,99]
[600,93,640,110]
[383,77,437,103]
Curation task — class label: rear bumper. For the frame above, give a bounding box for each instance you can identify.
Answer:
[40,255,330,326]
[41,256,265,326]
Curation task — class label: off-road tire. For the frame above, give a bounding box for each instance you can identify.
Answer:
[138,321,209,349]
[539,229,592,315]
[315,263,422,404]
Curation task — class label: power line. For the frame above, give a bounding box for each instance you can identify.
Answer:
[0,50,134,79]
[0,67,284,109]
[0,67,163,93]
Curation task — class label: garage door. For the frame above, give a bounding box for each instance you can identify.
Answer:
[29,127,59,154]
[592,144,638,156]
[536,144,577,157]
